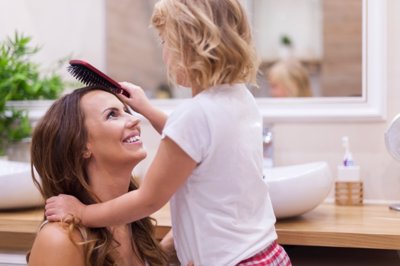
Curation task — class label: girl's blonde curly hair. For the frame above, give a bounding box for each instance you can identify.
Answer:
[152,0,259,92]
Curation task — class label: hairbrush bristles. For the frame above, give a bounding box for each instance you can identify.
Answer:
[67,60,129,97]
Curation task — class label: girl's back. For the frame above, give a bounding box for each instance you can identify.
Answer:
[163,83,277,265]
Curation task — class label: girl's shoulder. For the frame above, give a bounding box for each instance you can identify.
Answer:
[28,221,85,265]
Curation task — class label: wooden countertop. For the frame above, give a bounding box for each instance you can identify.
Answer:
[1,203,400,251]
[275,204,400,250]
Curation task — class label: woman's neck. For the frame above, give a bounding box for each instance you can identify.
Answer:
[86,159,134,202]
[112,225,144,265]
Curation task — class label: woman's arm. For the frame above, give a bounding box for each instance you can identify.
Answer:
[28,223,84,266]
[46,136,197,227]
[160,229,180,265]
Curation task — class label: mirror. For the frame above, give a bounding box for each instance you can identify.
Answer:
[253,0,386,122]
[1,0,386,122]
[249,0,362,98]
[106,0,386,122]
[107,0,363,98]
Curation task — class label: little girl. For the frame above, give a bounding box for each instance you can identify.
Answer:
[45,0,292,265]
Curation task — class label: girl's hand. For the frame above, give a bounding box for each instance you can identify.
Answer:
[45,194,86,223]
[118,81,167,134]
[118,82,152,115]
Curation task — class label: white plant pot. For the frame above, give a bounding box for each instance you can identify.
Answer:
[6,100,55,126]
[6,138,31,162]
[279,46,294,59]
[5,100,54,161]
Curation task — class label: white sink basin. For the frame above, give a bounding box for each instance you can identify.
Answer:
[263,161,332,219]
[0,160,43,209]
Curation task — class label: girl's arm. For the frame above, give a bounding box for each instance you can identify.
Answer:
[45,136,197,227]
[119,82,167,134]
[160,229,180,265]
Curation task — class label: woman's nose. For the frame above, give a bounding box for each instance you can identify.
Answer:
[125,114,140,128]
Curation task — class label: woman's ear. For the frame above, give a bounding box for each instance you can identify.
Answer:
[83,149,92,159]
[83,141,93,159]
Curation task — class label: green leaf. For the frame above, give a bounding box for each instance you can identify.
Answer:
[0,31,67,154]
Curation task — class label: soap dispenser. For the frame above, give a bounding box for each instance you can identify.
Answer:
[262,125,273,169]
[335,136,363,205]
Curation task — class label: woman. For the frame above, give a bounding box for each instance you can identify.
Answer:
[28,86,168,265]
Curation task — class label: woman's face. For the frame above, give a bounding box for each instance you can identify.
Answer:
[81,90,146,167]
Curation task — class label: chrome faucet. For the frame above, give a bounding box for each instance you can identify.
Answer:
[263,125,274,168]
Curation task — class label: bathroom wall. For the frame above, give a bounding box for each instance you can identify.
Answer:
[2,0,399,203]
[321,0,362,97]
[252,0,323,61]
[106,0,164,97]
[0,0,106,83]
[271,0,400,203]
[136,0,400,203]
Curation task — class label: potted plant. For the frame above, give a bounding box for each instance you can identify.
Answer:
[279,34,294,59]
[0,32,65,159]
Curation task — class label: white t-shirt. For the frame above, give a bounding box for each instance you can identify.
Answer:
[162,83,277,266]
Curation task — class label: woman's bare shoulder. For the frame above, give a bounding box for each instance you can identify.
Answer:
[28,222,85,266]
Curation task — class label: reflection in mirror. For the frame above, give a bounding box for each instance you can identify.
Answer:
[250,0,362,98]
[106,0,362,99]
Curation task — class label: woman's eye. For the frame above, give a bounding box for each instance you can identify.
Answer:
[107,110,117,119]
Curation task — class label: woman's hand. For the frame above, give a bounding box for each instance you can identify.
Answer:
[45,194,86,223]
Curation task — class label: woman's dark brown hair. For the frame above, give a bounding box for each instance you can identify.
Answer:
[29,86,168,265]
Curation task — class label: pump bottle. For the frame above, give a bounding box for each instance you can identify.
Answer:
[335,136,363,205]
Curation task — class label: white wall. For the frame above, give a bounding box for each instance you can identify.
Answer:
[272,0,400,203]
[137,0,400,203]
[0,0,105,82]
[252,0,323,60]
[2,0,399,203]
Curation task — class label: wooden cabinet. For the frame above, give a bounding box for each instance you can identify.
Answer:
[1,204,400,263]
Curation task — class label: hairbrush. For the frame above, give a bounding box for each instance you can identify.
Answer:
[67,59,129,97]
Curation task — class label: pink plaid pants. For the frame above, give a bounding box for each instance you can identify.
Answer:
[237,241,292,266]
